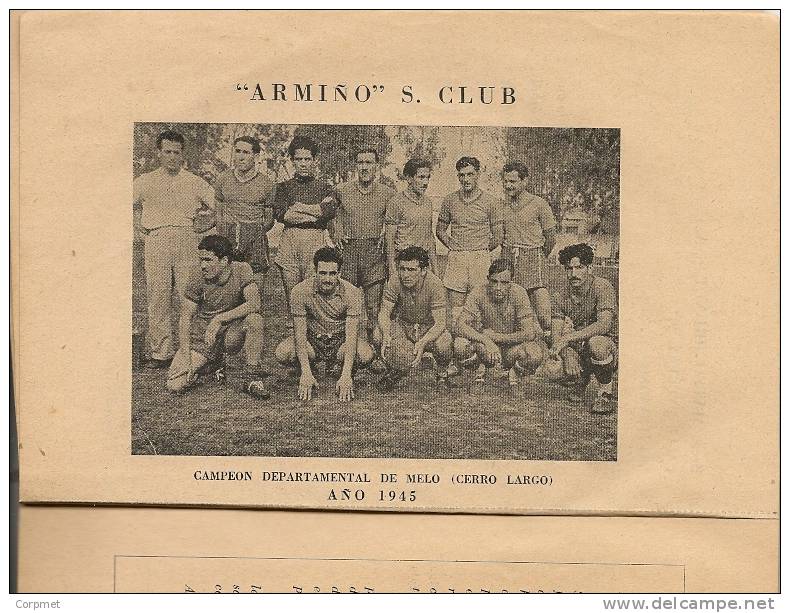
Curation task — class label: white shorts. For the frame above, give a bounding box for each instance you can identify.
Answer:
[443,250,491,293]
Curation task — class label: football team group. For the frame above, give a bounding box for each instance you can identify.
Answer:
[133,130,618,415]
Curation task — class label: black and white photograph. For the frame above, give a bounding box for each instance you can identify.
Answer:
[131,123,620,460]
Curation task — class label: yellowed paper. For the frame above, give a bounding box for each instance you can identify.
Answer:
[12,11,778,517]
[17,505,777,593]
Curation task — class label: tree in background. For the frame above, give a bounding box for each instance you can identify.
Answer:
[506,127,620,236]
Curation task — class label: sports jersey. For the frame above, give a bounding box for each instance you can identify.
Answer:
[384,189,435,253]
[551,276,617,332]
[438,189,503,251]
[463,282,535,334]
[184,261,256,320]
[335,181,395,239]
[383,270,446,325]
[272,175,337,230]
[502,190,556,248]
[290,277,364,336]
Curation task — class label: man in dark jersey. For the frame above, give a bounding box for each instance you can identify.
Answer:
[550,243,618,414]
[166,234,269,398]
[272,135,338,313]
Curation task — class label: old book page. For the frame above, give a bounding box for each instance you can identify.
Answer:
[17,505,778,593]
[12,11,778,519]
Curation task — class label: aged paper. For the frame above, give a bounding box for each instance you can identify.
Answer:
[17,505,778,593]
[12,11,778,516]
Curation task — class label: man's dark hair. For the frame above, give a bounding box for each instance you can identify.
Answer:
[313,246,343,269]
[456,156,480,172]
[403,158,431,178]
[353,147,379,162]
[395,246,430,269]
[558,243,595,266]
[156,130,185,150]
[198,234,234,261]
[288,135,319,158]
[502,161,529,180]
[488,258,514,278]
[234,135,261,154]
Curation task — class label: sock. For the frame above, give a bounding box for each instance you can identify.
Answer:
[597,381,613,397]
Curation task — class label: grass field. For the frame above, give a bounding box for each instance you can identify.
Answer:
[131,249,618,460]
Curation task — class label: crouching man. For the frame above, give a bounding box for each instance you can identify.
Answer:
[275,247,374,401]
[167,234,269,398]
[549,243,618,414]
[374,246,453,390]
[454,258,544,387]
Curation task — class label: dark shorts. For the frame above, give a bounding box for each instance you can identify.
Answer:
[509,246,547,290]
[341,238,386,287]
[569,336,618,375]
[307,330,346,364]
[218,221,270,274]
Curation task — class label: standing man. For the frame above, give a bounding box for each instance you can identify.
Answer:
[384,158,437,277]
[214,136,275,296]
[455,259,545,387]
[549,243,618,415]
[374,246,453,390]
[166,235,269,399]
[437,156,504,375]
[272,135,338,312]
[333,148,395,344]
[501,161,557,338]
[274,247,374,402]
[133,130,214,368]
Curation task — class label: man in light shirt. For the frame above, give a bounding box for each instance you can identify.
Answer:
[384,158,436,277]
[437,156,504,375]
[133,130,214,368]
[501,161,557,337]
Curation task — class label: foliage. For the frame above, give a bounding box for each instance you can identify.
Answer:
[507,128,620,233]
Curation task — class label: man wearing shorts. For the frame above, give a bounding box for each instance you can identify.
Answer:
[274,247,374,402]
[454,258,544,388]
[166,235,269,399]
[272,135,338,312]
[333,148,395,341]
[501,161,557,337]
[214,136,275,285]
[437,156,504,374]
[550,243,618,414]
[384,158,436,277]
[133,130,215,369]
[374,246,453,391]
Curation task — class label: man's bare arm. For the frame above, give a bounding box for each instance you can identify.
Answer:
[417,307,448,345]
[490,220,504,251]
[342,316,360,378]
[543,227,557,258]
[378,299,395,344]
[385,224,397,274]
[562,310,613,343]
[293,316,314,377]
[436,218,451,250]
[456,310,489,345]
